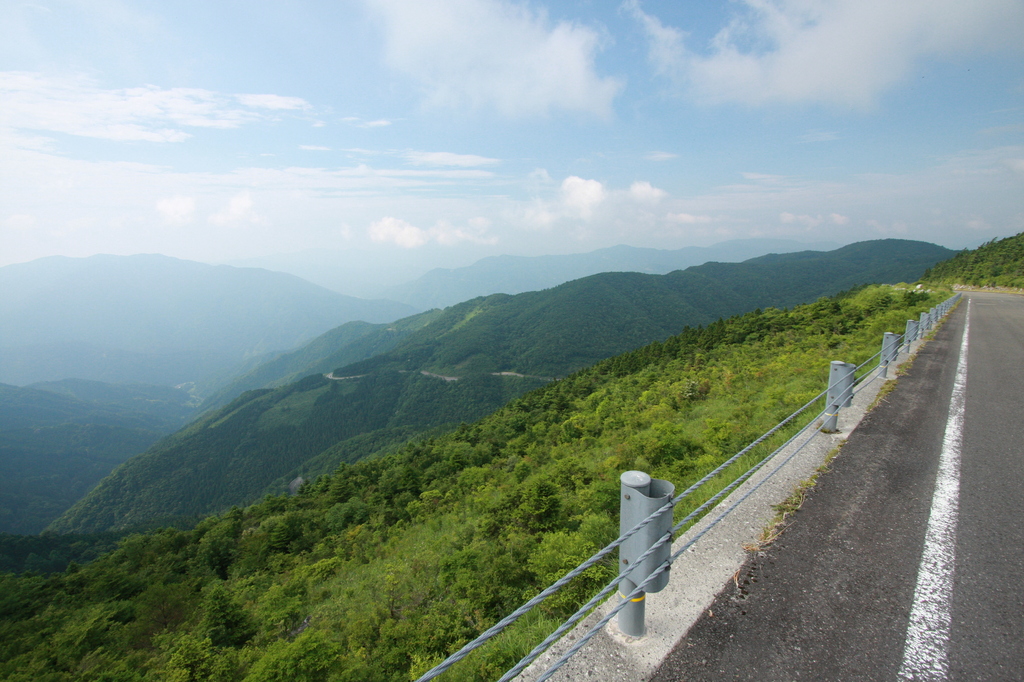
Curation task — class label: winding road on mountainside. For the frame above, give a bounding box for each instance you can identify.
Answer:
[650,291,1024,681]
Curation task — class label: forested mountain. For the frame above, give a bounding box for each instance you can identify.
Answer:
[48,239,952,534]
[352,239,954,378]
[0,383,192,534]
[923,230,1024,288]
[26,379,198,430]
[0,285,943,681]
[381,238,839,309]
[199,310,444,411]
[209,238,952,401]
[0,254,417,387]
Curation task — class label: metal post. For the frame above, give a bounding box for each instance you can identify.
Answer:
[904,319,919,352]
[920,311,929,334]
[619,470,675,638]
[880,332,900,378]
[822,361,855,432]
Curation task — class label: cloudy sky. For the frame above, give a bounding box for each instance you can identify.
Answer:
[2,0,1023,276]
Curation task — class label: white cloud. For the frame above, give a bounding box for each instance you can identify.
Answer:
[234,93,310,110]
[342,116,393,128]
[666,212,713,224]
[0,72,312,143]
[369,216,429,247]
[208,192,264,226]
[368,215,497,247]
[645,151,678,161]
[830,213,849,225]
[156,196,195,225]
[780,212,822,228]
[300,145,331,151]
[432,219,499,245]
[629,0,1024,107]
[629,180,667,203]
[561,175,605,220]
[364,0,622,117]
[4,214,37,231]
[406,151,500,166]
[741,172,787,183]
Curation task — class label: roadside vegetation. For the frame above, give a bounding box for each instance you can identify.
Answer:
[923,230,1024,289]
[0,285,943,681]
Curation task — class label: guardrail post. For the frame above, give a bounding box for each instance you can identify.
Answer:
[822,361,855,432]
[880,332,900,378]
[920,311,930,334]
[904,319,919,352]
[619,471,675,638]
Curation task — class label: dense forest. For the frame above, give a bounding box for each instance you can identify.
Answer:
[923,231,1024,288]
[200,310,445,411]
[48,240,953,535]
[0,382,196,534]
[0,285,943,681]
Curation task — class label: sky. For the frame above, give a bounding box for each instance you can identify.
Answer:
[2,0,1023,279]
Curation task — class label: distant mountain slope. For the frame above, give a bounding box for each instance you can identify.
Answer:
[923,231,1024,288]
[382,238,840,309]
[0,254,418,387]
[0,383,184,533]
[0,382,184,432]
[199,309,444,411]
[352,239,955,378]
[49,238,953,533]
[0,285,945,681]
[27,379,198,428]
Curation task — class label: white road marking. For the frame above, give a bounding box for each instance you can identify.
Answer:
[898,300,971,680]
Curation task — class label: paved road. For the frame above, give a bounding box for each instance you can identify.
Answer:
[650,292,1024,681]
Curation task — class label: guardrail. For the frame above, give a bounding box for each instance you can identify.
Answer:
[415,292,962,682]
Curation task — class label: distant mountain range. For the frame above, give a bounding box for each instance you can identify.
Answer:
[231,238,842,307]
[380,238,841,309]
[49,239,955,534]
[0,254,417,387]
[0,380,197,534]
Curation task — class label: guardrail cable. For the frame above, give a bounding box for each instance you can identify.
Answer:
[499,403,831,681]
[419,294,960,682]
[532,414,830,682]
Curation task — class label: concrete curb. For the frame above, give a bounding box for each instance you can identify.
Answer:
[515,328,941,682]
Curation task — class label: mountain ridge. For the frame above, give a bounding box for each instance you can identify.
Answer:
[381,238,842,309]
[48,239,954,534]
[0,253,418,387]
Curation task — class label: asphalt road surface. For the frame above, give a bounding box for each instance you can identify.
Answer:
[650,292,1024,681]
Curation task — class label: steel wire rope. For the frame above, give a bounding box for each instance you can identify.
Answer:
[499,404,831,682]
[527,296,963,680]
[412,496,675,682]
[531,418,829,682]
[420,296,960,681]
[414,383,835,682]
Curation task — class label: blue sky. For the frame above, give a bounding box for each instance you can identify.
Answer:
[2,0,1023,277]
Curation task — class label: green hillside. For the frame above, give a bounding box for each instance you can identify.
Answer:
[47,239,953,534]
[27,379,198,429]
[380,238,839,309]
[0,285,943,681]
[923,231,1024,288]
[0,383,190,534]
[200,310,444,411]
